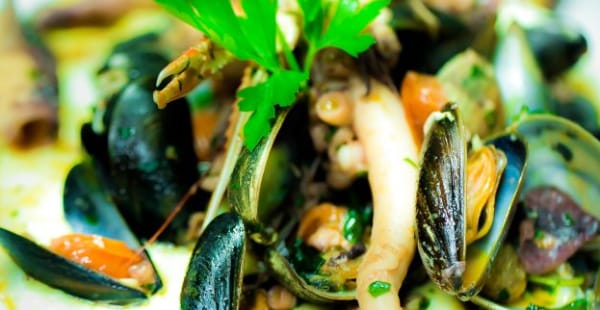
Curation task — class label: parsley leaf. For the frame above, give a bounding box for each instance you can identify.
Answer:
[321,0,390,56]
[297,0,327,45]
[239,0,279,70]
[298,0,390,57]
[238,70,305,149]
[156,0,278,70]
[156,0,388,150]
[270,70,306,107]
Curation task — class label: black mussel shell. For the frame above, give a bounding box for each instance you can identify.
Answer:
[416,104,527,299]
[180,212,245,310]
[107,78,200,241]
[416,104,467,293]
[63,161,163,294]
[0,227,147,303]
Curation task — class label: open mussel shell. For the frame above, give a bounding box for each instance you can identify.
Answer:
[228,107,355,302]
[494,23,552,124]
[0,227,146,303]
[180,212,245,310]
[264,244,355,303]
[64,161,138,246]
[63,160,163,293]
[416,104,527,300]
[0,160,164,303]
[509,114,600,220]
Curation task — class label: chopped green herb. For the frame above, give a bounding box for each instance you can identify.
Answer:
[368,280,391,297]
[498,288,510,303]
[139,160,159,173]
[117,127,134,139]
[534,228,545,240]
[484,109,497,129]
[356,170,368,178]
[403,157,419,169]
[562,212,575,226]
[525,207,538,219]
[343,209,363,244]
[469,65,485,79]
[528,274,585,288]
[418,297,431,310]
[289,237,324,276]
[324,126,337,142]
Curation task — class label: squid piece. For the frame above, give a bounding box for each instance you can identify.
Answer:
[346,76,419,309]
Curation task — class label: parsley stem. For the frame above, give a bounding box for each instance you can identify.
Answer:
[276,26,300,72]
[303,45,318,77]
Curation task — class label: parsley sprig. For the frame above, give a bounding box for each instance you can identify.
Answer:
[156,0,390,149]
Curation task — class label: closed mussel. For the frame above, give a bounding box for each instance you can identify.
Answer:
[107,78,200,241]
[180,212,245,310]
[415,104,527,300]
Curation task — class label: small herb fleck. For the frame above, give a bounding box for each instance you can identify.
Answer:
[525,207,538,219]
[165,145,178,160]
[484,109,496,129]
[562,212,575,226]
[534,228,545,240]
[418,297,430,310]
[139,160,159,173]
[368,280,391,297]
[403,157,419,169]
[343,209,363,244]
[470,65,485,79]
[117,127,134,139]
[498,288,510,302]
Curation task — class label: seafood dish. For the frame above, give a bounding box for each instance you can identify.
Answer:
[1,0,600,309]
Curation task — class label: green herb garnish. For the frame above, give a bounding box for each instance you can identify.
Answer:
[403,157,419,169]
[343,209,362,244]
[534,228,545,240]
[418,296,431,310]
[289,237,324,276]
[528,274,585,287]
[562,212,575,226]
[498,288,510,303]
[368,280,391,297]
[155,0,389,149]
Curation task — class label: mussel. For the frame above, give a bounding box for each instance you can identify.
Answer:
[415,104,527,300]
[509,114,600,278]
[436,49,505,139]
[228,106,356,303]
[180,212,246,310]
[496,1,588,81]
[80,35,202,242]
[0,161,162,303]
[509,114,600,220]
[494,22,551,123]
[106,77,200,241]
